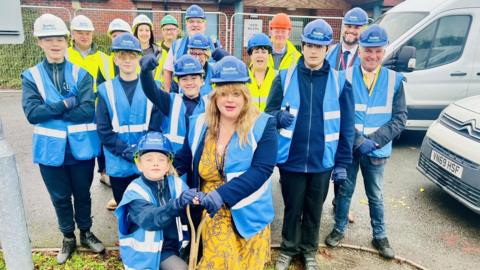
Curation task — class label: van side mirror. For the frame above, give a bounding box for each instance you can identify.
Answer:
[383,46,416,72]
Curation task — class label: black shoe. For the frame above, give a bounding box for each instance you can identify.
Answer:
[274,253,292,270]
[80,231,105,253]
[57,237,76,264]
[325,229,344,247]
[372,237,395,259]
[304,254,320,270]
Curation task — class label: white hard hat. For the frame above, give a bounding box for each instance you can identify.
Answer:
[33,13,69,38]
[71,15,94,31]
[132,14,153,33]
[108,18,132,35]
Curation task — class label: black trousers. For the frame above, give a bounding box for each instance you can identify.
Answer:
[110,174,139,204]
[96,147,106,173]
[279,169,332,256]
[39,159,95,234]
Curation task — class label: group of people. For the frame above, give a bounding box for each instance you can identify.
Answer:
[21,3,406,270]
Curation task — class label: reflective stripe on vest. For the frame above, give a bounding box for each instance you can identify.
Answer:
[269,40,301,77]
[277,63,344,167]
[247,67,275,112]
[99,52,113,81]
[351,65,401,157]
[27,62,99,165]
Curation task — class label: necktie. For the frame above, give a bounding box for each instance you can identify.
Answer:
[341,50,350,70]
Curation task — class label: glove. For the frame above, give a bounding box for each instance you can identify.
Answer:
[121,145,137,162]
[358,138,378,155]
[173,188,198,210]
[332,166,348,184]
[63,96,78,110]
[140,54,159,72]
[278,110,295,129]
[201,190,223,218]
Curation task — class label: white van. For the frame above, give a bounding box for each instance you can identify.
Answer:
[376,0,480,130]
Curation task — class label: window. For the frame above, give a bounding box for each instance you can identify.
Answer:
[402,15,471,70]
[375,12,428,43]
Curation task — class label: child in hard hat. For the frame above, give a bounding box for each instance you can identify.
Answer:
[140,53,209,153]
[170,33,214,96]
[163,4,220,91]
[115,131,201,270]
[21,13,104,264]
[246,33,275,112]
[96,33,162,207]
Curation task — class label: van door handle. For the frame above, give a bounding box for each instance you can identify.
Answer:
[477,72,480,76]
[450,72,467,77]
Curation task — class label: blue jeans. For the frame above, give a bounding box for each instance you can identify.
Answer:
[334,154,388,239]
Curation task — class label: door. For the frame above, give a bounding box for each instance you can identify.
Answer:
[467,10,480,97]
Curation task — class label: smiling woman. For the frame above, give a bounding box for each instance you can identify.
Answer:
[173,55,278,270]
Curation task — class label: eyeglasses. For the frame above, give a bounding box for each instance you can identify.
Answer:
[162,27,178,32]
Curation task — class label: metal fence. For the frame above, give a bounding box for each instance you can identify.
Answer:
[0,6,350,89]
[229,13,345,62]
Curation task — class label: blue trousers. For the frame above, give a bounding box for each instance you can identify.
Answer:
[334,154,388,239]
[39,159,95,234]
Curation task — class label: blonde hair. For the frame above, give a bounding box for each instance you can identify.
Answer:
[206,83,260,146]
[135,152,179,177]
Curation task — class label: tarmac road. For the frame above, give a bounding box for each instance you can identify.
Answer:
[0,91,478,269]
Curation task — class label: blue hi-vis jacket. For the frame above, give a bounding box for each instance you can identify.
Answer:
[199,63,213,97]
[171,37,219,64]
[162,93,209,153]
[22,61,100,166]
[97,77,153,177]
[277,64,347,168]
[346,66,404,158]
[326,43,360,71]
[187,113,274,239]
[115,175,189,270]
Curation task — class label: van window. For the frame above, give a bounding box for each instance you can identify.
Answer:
[403,15,471,70]
[375,12,428,43]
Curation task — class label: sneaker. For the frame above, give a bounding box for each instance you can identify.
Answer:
[274,253,292,270]
[80,231,105,253]
[304,254,319,270]
[348,211,355,223]
[372,237,395,259]
[325,229,344,247]
[99,173,111,187]
[56,236,76,264]
[106,198,117,211]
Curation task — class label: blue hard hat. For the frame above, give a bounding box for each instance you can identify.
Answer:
[247,33,272,54]
[211,55,250,84]
[111,33,142,53]
[212,47,230,62]
[174,54,205,77]
[136,132,174,159]
[343,7,368,26]
[188,33,211,50]
[359,24,388,47]
[185,4,205,20]
[301,19,333,46]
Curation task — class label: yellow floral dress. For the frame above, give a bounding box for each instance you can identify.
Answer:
[197,136,270,270]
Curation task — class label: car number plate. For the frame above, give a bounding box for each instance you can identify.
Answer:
[430,149,463,178]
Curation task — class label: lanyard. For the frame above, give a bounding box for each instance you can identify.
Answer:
[363,67,381,96]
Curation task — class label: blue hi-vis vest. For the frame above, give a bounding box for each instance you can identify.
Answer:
[171,37,218,64]
[346,66,403,158]
[97,77,153,177]
[188,112,274,239]
[326,43,360,71]
[115,175,189,270]
[23,61,100,166]
[278,64,347,168]
[200,63,213,97]
[162,93,209,153]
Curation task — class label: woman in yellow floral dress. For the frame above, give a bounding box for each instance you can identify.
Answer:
[174,56,278,270]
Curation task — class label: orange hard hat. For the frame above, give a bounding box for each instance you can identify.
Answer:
[270,13,292,29]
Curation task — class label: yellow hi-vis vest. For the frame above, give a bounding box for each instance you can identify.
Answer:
[268,40,301,77]
[247,67,275,112]
[154,48,168,83]
[65,47,112,91]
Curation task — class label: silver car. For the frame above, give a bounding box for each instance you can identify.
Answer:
[417,95,480,214]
